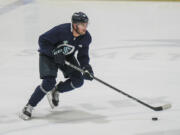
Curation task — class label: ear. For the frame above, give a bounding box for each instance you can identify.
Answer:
[72,23,76,30]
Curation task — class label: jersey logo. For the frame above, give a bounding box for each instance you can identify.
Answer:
[56,44,75,55]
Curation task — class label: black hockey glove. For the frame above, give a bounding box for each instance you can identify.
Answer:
[82,64,94,81]
[52,47,65,66]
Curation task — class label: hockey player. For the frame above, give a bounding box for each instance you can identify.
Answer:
[20,12,94,120]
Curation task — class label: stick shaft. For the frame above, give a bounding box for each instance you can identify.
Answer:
[65,61,171,111]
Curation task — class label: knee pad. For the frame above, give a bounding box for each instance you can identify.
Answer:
[71,77,84,88]
[41,77,56,93]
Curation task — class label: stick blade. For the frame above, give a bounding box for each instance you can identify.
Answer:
[162,104,172,110]
[153,104,172,111]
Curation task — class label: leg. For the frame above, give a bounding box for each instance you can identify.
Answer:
[28,54,58,107]
[57,56,84,92]
[20,77,56,120]
[20,54,58,120]
[28,76,56,107]
[56,71,84,93]
[48,57,84,109]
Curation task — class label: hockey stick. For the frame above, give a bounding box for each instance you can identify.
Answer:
[65,61,171,111]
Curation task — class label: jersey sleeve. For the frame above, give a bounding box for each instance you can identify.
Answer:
[38,26,62,57]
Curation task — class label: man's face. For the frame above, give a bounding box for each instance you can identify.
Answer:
[74,23,88,35]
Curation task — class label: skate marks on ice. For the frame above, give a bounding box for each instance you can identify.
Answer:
[0,0,34,16]
[35,108,109,124]
[109,96,171,108]
[19,96,171,123]
[92,47,180,61]
[130,52,180,61]
[32,96,172,124]
[0,109,109,135]
[79,96,171,111]
[91,40,180,61]
[0,96,172,135]
[0,114,21,124]
[137,129,180,135]
[16,49,37,56]
[0,112,49,135]
[168,53,180,61]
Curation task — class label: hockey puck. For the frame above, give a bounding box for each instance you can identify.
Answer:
[152,117,158,121]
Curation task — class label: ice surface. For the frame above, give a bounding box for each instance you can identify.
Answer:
[0,0,180,135]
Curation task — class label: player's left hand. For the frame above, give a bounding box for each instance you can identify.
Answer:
[52,47,65,66]
[82,64,94,81]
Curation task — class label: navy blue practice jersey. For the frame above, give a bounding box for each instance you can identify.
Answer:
[38,23,92,67]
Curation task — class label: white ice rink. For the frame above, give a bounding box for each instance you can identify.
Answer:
[0,0,180,134]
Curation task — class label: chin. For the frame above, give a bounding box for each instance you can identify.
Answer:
[81,31,86,35]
